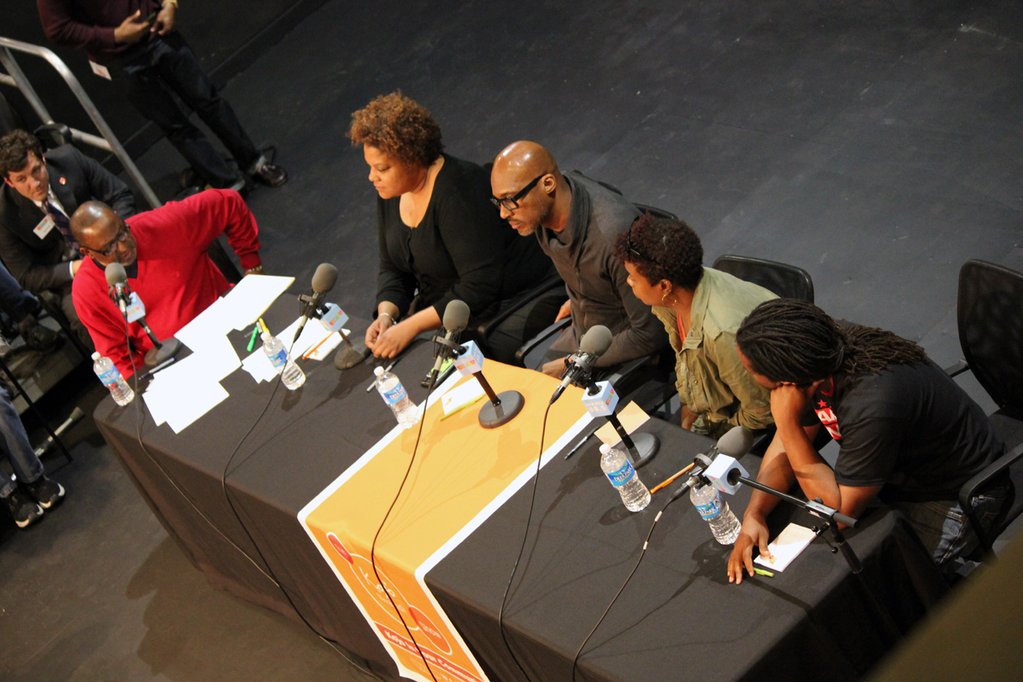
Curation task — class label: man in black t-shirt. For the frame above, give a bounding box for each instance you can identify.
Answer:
[726,299,1006,583]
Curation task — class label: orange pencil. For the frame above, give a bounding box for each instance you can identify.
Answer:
[649,462,696,494]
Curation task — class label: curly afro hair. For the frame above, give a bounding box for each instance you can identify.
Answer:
[348,91,443,168]
[613,213,703,290]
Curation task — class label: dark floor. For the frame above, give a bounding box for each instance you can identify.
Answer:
[2,1,1022,680]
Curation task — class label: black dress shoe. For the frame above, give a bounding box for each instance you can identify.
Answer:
[17,317,61,352]
[250,160,288,188]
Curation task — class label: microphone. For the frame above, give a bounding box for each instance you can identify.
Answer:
[670,426,755,502]
[550,325,613,404]
[426,300,470,387]
[105,262,131,317]
[294,263,338,346]
[103,262,181,367]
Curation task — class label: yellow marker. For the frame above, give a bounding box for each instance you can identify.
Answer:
[257,317,269,334]
[753,567,774,578]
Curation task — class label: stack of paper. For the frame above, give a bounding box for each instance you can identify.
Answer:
[142,274,294,433]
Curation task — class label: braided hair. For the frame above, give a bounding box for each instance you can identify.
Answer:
[736,299,929,385]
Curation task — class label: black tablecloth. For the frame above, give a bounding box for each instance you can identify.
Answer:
[94,296,950,682]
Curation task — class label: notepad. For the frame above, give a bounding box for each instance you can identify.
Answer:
[754,523,818,572]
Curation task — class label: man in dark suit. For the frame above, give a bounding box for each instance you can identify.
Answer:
[0,129,137,348]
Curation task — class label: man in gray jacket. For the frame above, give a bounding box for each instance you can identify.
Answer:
[491,141,666,376]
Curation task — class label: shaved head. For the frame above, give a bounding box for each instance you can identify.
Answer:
[491,141,568,235]
[70,200,115,239]
[71,200,137,267]
[492,140,558,183]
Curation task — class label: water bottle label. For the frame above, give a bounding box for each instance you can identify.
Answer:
[268,348,287,370]
[695,497,723,521]
[382,382,407,407]
[605,461,636,488]
[97,367,122,387]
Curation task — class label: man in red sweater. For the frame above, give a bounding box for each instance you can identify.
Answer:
[70,189,261,376]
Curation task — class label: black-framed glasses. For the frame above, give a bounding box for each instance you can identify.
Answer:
[490,173,546,211]
[625,219,654,263]
[89,224,130,257]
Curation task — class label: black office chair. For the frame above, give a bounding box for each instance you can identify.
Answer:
[711,254,815,302]
[947,259,1023,557]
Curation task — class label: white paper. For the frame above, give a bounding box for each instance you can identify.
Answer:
[441,379,485,417]
[754,523,818,572]
[241,318,342,381]
[219,274,295,331]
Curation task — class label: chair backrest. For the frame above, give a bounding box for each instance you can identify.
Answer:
[957,260,1023,416]
[712,254,815,302]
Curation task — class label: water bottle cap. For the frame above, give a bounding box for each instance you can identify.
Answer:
[598,443,611,455]
[260,331,273,343]
[374,366,384,376]
[91,352,101,360]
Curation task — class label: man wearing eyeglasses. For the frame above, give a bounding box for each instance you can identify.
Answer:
[0,129,137,349]
[69,188,262,376]
[490,141,666,377]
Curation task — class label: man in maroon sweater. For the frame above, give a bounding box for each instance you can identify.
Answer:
[37,0,286,191]
[70,189,262,376]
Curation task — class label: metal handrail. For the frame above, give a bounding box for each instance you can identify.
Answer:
[0,36,160,209]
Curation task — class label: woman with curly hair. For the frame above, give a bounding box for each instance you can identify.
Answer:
[349,92,555,361]
[727,299,1008,581]
[614,214,775,437]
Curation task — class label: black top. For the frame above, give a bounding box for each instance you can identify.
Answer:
[375,154,553,321]
[813,361,1004,501]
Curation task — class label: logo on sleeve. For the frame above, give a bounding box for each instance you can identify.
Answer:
[814,397,842,441]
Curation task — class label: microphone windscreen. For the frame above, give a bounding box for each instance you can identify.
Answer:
[442,299,471,332]
[311,263,338,293]
[105,262,128,286]
[579,325,613,356]
[716,426,755,457]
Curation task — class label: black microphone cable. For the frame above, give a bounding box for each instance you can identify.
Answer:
[117,308,373,676]
[497,399,555,682]
[367,364,443,682]
[570,486,689,682]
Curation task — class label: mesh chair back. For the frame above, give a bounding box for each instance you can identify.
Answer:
[712,254,815,302]
[958,260,1023,416]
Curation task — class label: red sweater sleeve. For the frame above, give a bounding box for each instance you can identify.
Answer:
[175,189,262,271]
[37,0,118,53]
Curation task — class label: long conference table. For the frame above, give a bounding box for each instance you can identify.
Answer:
[94,294,950,681]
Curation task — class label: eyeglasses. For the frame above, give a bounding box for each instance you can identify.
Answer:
[625,219,654,263]
[490,173,547,211]
[89,224,130,257]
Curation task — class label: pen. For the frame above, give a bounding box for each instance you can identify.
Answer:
[563,425,600,460]
[365,361,395,392]
[753,567,774,578]
[301,334,331,360]
[649,462,696,494]
[246,324,260,352]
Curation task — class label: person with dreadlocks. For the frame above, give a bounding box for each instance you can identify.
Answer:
[727,299,1008,583]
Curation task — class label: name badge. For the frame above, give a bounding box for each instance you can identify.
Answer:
[126,292,146,323]
[33,215,56,240]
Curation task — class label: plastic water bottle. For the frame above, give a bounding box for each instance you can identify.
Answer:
[599,443,650,512]
[374,366,419,429]
[690,480,741,544]
[92,351,135,406]
[261,331,306,390]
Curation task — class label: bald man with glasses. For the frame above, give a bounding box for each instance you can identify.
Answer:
[490,141,665,376]
[70,189,262,376]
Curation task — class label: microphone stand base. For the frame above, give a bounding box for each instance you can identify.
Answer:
[478,390,524,429]
[627,432,659,468]
[145,338,181,367]
[334,342,370,370]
